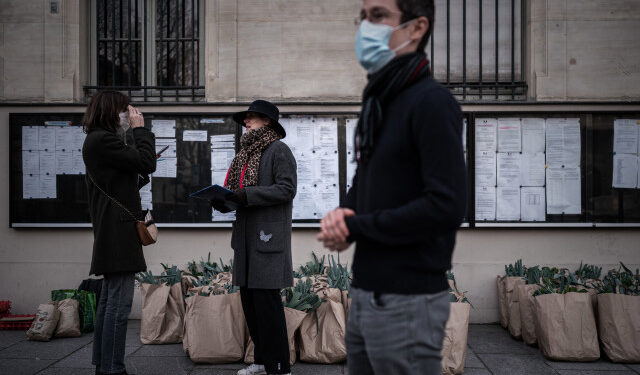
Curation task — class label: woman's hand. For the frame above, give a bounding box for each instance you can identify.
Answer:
[128,105,144,128]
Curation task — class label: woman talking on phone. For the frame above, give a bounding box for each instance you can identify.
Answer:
[215,100,297,375]
[82,91,156,375]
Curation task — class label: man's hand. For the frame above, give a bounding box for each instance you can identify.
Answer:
[317,208,355,251]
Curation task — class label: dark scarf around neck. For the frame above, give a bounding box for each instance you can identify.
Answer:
[356,52,430,163]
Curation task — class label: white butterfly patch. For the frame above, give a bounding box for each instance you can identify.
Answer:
[259,230,273,243]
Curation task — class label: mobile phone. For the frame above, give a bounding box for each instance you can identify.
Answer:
[156,145,170,157]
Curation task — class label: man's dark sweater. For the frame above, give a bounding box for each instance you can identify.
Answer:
[344,75,467,295]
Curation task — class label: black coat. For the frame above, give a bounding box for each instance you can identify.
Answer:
[83,127,156,276]
[231,141,297,289]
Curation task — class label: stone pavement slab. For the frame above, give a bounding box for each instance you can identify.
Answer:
[0,334,92,359]
[2,322,640,375]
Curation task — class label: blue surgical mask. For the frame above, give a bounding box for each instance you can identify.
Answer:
[355,19,415,73]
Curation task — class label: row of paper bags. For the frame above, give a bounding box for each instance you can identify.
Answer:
[139,281,473,373]
[497,276,640,363]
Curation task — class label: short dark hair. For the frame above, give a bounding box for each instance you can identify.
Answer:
[396,0,434,53]
[82,90,130,134]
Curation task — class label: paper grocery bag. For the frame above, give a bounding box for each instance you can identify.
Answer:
[140,283,185,344]
[497,276,508,328]
[317,288,342,304]
[181,275,198,296]
[341,290,351,321]
[517,284,540,346]
[245,307,307,365]
[505,277,525,339]
[27,303,60,342]
[534,292,599,361]
[183,292,245,363]
[54,299,82,338]
[299,300,347,363]
[597,294,640,363]
[441,302,471,375]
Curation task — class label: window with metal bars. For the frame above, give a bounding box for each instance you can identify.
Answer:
[428,0,526,101]
[86,0,205,102]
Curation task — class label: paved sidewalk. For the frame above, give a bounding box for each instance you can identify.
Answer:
[1,321,639,375]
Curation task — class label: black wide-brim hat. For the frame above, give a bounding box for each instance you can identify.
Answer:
[232,100,286,138]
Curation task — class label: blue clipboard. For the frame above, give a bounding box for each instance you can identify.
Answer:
[189,184,240,211]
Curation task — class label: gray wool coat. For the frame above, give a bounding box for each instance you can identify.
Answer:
[231,140,297,290]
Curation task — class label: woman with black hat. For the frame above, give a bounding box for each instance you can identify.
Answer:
[215,100,297,375]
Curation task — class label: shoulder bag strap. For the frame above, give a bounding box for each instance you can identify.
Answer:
[87,173,140,222]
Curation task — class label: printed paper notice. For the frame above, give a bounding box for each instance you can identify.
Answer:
[613,119,639,155]
[520,153,546,187]
[22,151,40,175]
[72,151,86,174]
[475,151,496,187]
[546,118,581,168]
[475,186,496,221]
[521,187,545,221]
[346,119,358,190]
[212,211,236,222]
[23,174,40,199]
[497,186,520,221]
[154,157,177,178]
[56,151,74,175]
[313,118,338,149]
[612,154,638,189]
[546,168,581,214]
[22,126,39,151]
[296,154,315,185]
[39,127,56,151]
[211,149,235,171]
[152,120,176,138]
[39,151,56,176]
[55,127,74,151]
[39,174,57,199]
[497,152,521,187]
[521,118,545,154]
[211,170,228,186]
[475,118,497,152]
[498,118,521,152]
[155,139,177,158]
[290,118,314,152]
[314,184,340,219]
[71,127,86,151]
[183,130,208,142]
[293,184,317,219]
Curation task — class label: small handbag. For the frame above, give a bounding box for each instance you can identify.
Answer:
[88,174,157,246]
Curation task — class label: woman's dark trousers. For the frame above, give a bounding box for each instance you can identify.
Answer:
[240,287,290,374]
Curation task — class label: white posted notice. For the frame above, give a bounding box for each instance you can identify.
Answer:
[475,186,496,221]
[152,120,176,138]
[154,157,177,178]
[313,118,338,149]
[39,151,56,176]
[497,118,521,152]
[156,139,177,158]
[346,118,358,190]
[613,119,639,155]
[521,118,545,154]
[497,152,521,187]
[22,151,40,175]
[56,151,74,175]
[612,153,638,189]
[520,153,546,187]
[23,174,41,199]
[497,186,520,221]
[546,168,581,214]
[183,130,208,142]
[22,126,39,151]
[39,127,56,151]
[475,151,496,187]
[293,184,317,220]
[475,118,497,152]
[521,186,546,221]
[546,118,581,168]
[55,127,74,151]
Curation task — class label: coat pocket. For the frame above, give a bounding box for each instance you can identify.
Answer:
[255,221,284,253]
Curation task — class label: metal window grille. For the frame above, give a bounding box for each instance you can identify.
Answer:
[86,0,205,102]
[429,0,527,101]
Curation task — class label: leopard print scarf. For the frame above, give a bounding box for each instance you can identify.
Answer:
[224,126,282,191]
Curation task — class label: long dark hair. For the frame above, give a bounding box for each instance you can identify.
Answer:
[82,91,130,134]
